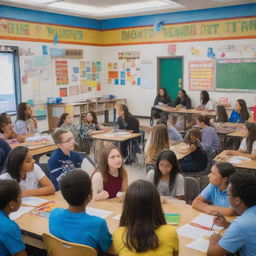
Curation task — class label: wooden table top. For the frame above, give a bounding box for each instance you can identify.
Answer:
[16,192,208,256]
[170,142,192,160]
[91,130,141,142]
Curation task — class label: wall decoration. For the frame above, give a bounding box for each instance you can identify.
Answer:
[168,44,176,55]
[69,85,80,96]
[59,88,68,97]
[55,60,69,85]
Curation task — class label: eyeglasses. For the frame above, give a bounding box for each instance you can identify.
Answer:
[61,137,75,143]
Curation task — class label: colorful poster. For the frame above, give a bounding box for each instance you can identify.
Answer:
[59,88,67,97]
[55,60,68,85]
[69,85,80,96]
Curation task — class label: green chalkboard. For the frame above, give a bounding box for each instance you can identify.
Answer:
[216,59,256,91]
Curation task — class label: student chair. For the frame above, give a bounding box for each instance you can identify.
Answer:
[42,233,97,256]
[185,177,200,205]
[38,163,51,179]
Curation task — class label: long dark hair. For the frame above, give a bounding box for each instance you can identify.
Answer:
[119,104,131,122]
[200,90,210,105]
[0,113,11,133]
[120,180,166,252]
[245,122,256,153]
[86,111,98,125]
[16,102,28,121]
[237,99,250,122]
[158,88,168,99]
[198,115,211,126]
[180,89,188,98]
[214,162,236,184]
[154,150,182,194]
[216,105,228,123]
[57,113,69,128]
[5,146,29,182]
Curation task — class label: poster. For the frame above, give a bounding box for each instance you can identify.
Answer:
[55,60,69,85]
[69,85,80,96]
[59,88,68,97]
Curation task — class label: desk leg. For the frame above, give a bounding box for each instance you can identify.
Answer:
[184,113,187,131]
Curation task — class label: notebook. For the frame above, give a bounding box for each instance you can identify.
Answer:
[164,213,180,225]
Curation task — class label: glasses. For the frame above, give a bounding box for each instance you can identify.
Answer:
[61,137,75,143]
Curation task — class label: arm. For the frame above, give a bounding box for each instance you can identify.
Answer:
[92,172,109,200]
[185,97,192,109]
[121,171,128,192]
[154,96,159,106]
[207,234,228,256]
[225,149,256,160]
[202,129,213,151]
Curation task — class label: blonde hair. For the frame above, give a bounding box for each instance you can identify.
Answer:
[146,124,169,165]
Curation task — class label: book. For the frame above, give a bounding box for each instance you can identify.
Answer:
[31,201,57,218]
[164,213,180,225]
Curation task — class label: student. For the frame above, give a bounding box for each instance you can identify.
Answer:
[179,128,208,172]
[0,179,28,256]
[0,146,55,196]
[197,115,220,154]
[49,170,112,253]
[146,149,184,200]
[113,180,179,256]
[225,122,256,160]
[173,89,192,109]
[229,99,250,123]
[215,105,228,123]
[0,113,25,142]
[92,144,128,200]
[192,162,236,216]
[196,90,214,111]
[145,124,169,167]
[84,111,105,135]
[207,172,256,256]
[0,139,11,173]
[152,88,172,119]
[15,102,38,136]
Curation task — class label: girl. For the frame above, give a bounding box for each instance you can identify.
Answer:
[197,90,214,111]
[113,180,179,256]
[84,111,106,135]
[173,89,192,109]
[0,146,55,196]
[145,124,169,166]
[146,149,184,200]
[215,105,228,123]
[197,115,220,153]
[179,128,208,172]
[15,102,38,136]
[92,144,128,200]
[192,162,236,216]
[225,122,256,160]
[229,99,250,123]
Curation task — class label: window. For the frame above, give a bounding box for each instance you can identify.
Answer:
[0,46,21,113]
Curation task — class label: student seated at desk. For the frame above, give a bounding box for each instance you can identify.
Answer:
[0,146,55,197]
[0,139,11,173]
[173,89,192,109]
[92,144,128,200]
[15,102,38,136]
[49,170,112,254]
[179,128,208,173]
[229,99,250,123]
[0,113,25,143]
[84,111,105,135]
[146,149,184,201]
[0,180,28,256]
[113,180,179,256]
[207,172,256,256]
[225,122,256,160]
[192,162,236,216]
[215,105,228,123]
[196,90,214,111]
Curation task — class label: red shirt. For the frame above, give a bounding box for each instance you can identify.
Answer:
[103,172,123,198]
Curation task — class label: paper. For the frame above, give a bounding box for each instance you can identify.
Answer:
[177,224,213,239]
[9,206,34,220]
[186,238,210,253]
[192,213,223,231]
[86,207,113,219]
[228,156,251,164]
[112,214,121,220]
[22,197,49,207]
[31,201,57,218]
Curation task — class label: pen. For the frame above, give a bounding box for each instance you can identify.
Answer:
[211,212,222,230]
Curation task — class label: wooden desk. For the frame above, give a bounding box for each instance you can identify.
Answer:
[91,131,141,143]
[170,142,192,160]
[17,192,206,256]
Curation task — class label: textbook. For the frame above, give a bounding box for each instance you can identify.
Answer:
[164,213,180,225]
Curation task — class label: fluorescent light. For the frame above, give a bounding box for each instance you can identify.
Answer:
[6,0,56,4]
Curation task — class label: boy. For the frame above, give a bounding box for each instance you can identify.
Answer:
[49,169,112,253]
[207,172,256,256]
[0,179,27,256]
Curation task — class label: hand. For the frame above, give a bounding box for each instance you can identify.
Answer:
[161,196,168,204]
[32,117,38,129]
[209,233,221,246]
[95,190,109,201]
[214,213,230,229]
[225,150,237,156]
[116,191,125,202]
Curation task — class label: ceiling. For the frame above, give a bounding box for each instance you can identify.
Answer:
[0,0,255,20]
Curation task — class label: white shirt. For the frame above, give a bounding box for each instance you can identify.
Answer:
[205,99,214,110]
[0,164,45,191]
[239,138,256,154]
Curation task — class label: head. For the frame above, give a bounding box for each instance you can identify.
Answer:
[197,115,211,128]
[208,162,236,188]
[52,130,75,152]
[0,180,21,213]
[243,122,256,153]
[216,105,228,123]
[159,88,167,97]
[85,111,98,124]
[6,146,35,182]
[0,113,12,133]
[156,116,168,126]
[228,172,256,214]
[178,89,187,99]
[120,180,166,252]
[236,99,249,122]
[57,113,72,128]
[98,144,126,182]
[200,90,210,105]
[60,169,92,206]
[184,128,201,144]
[117,104,130,120]
[17,102,32,121]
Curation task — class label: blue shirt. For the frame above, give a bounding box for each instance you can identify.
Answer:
[0,139,11,172]
[219,206,256,256]
[0,210,25,256]
[202,126,220,153]
[168,126,183,143]
[229,110,242,123]
[200,184,229,207]
[49,208,112,252]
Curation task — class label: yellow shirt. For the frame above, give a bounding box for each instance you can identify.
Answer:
[113,225,179,256]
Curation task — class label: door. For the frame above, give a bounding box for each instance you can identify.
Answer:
[158,57,183,102]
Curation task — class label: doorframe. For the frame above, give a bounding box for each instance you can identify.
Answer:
[157,56,184,95]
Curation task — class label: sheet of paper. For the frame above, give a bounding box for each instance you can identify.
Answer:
[228,156,251,164]
[192,213,223,231]
[9,206,34,220]
[177,224,213,239]
[86,207,113,219]
[186,238,210,253]
[22,197,49,207]
[112,214,121,220]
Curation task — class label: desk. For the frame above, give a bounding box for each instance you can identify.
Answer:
[170,142,192,160]
[17,192,206,256]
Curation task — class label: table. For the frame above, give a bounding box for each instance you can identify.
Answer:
[16,192,207,256]
[170,142,192,160]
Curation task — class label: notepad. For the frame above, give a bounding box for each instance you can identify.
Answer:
[186,237,210,253]
[191,213,223,231]
[9,206,34,220]
[177,224,213,239]
[86,207,113,219]
[22,197,49,207]
[164,213,180,225]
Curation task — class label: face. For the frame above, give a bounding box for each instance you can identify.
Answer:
[208,165,225,187]
[9,192,22,212]
[235,101,242,112]
[86,113,93,123]
[178,90,184,98]
[159,89,165,97]
[64,115,73,125]
[227,184,240,214]
[20,151,35,173]
[196,119,203,128]
[159,159,173,176]
[190,134,197,143]
[60,132,75,151]
[108,149,122,170]
[117,107,124,117]
[25,104,33,117]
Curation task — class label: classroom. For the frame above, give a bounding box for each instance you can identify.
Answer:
[0,0,256,256]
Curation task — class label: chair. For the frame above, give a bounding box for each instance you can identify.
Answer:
[38,163,51,179]
[80,153,96,177]
[185,177,200,205]
[42,233,97,256]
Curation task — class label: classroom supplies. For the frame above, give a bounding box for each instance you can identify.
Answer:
[31,201,57,218]
[22,197,49,207]
[86,207,113,219]
[9,206,34,220]
[191,213,223,231]
[164,213,180,225]
[228,156,251,165]
[186,237,210,253]
[177,223,213,239]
